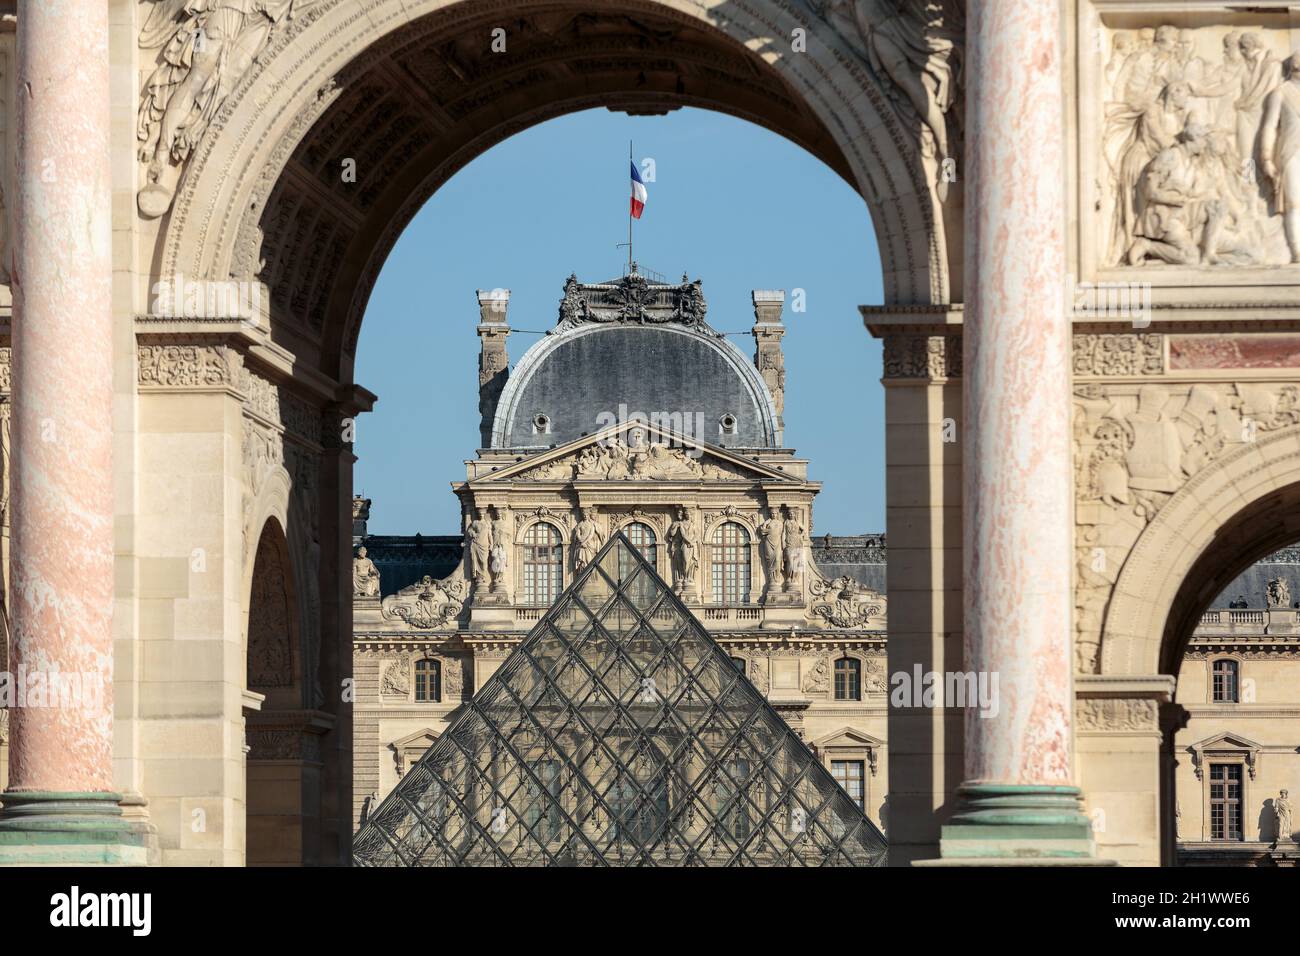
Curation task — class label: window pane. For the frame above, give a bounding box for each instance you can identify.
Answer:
[523,522,563,605]
[710,522,751,604]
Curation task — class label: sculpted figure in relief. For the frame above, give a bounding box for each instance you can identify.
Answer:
[1102,25,1300,266]
[136,1,311,213]
[811,0,963,198]
[1261,53,1300,261]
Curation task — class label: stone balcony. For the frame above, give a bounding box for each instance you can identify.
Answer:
[1193,608,1300,638]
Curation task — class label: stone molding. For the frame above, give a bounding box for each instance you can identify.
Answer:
[1074,698,1159,732]
[881,333,962,380]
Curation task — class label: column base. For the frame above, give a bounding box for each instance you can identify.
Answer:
[927,783,1115,864]
[0,791,158,866]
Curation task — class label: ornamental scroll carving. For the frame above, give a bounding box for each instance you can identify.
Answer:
[554,272,711,332]
[138,344,239,387]
[808,575,886,629]
[380,574,470,630]
[1073,334,1165,377]
[1099,22,1300,267]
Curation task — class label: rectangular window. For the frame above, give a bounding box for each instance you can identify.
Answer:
[1212,660,1239,703]
[1209,763,1243,841]
[832,760,865,811]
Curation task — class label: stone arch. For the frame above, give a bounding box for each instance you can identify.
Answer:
[1101,424,1300,678]
[150,0,953,383]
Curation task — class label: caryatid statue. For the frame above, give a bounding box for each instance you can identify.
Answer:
[758,508,785,595]
[781,507,808,592]
[667,506,700,595]
[1277,789,1294,843]
[466,509,493,589]
[572,508,604,571]
[489,508,511,592]
[1262,52,1300,263]
[352,546,380,597]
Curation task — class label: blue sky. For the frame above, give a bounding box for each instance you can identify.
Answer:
[355,107,886,536]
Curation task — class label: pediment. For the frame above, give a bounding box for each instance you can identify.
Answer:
[476,419,795,484]
[1190,732,1263,754]
[812,727,883,751]
[391,728,440,750]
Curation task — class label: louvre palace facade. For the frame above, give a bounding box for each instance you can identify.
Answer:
[347,272,893,859]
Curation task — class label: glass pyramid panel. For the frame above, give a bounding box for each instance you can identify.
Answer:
[353,532,888,867]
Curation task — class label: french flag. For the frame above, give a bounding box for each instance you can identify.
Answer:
[630,160,647,219]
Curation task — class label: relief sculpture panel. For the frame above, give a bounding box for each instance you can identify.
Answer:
[1093,18,1300,269]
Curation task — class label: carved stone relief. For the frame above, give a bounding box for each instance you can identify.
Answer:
[380,654,410,698]
[248,528,294,689]
[1074,379,1300,672]
[806,0,964,201]
[1075,698,1159,732]
[380,574,470,630]
[808,575,886,629]
[1098,22,1300,267]
[882,334,962,380]
[135,0,318,218]
[801,656,830,695]
[516,437,749,482]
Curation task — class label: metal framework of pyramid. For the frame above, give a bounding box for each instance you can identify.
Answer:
[352,533,888,866]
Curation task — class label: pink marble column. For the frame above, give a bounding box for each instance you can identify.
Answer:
[7,0,115,794]
[962,0,1075,788]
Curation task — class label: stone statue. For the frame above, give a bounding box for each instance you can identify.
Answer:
[136,1,310,215]
[1261,53,1300,262]
[758,509,785,595]
[489,508,511,592]
[573,508,603,571]
[1267,577,1292,609]
[782,507,808,591]
[353,545,380,597]
[1229,595,1249,609]
[666,506,699,595]
[466,509,492,588]
[1277,789,1294,843]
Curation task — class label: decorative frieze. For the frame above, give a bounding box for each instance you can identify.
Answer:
[137,343,239,388]
[1072,333,1164,377]
[881,334,962,380]
[1075,698,1159,732]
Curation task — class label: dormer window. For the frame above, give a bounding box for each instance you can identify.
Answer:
[532,413,551,435]
[719,413,738,436]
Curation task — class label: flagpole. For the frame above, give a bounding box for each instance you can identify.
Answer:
[628,140,634,274]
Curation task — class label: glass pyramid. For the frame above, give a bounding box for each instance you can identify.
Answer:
[352,532,888,867]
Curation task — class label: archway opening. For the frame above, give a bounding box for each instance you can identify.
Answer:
[244,519,316,866]
[1159,483,1300,865]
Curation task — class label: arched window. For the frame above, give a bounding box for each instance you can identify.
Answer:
[834,657,861,701]
[1212,659,1239,703]
[710,522,751,604]
[623,522,657,564]
[522,522,563,605]
[414,659,441,702]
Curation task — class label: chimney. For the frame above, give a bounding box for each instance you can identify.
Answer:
[352,494,371,545]
[751,290,786,431]
[476,288,510,447]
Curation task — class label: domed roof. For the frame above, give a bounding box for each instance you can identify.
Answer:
[490,273,781,450]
